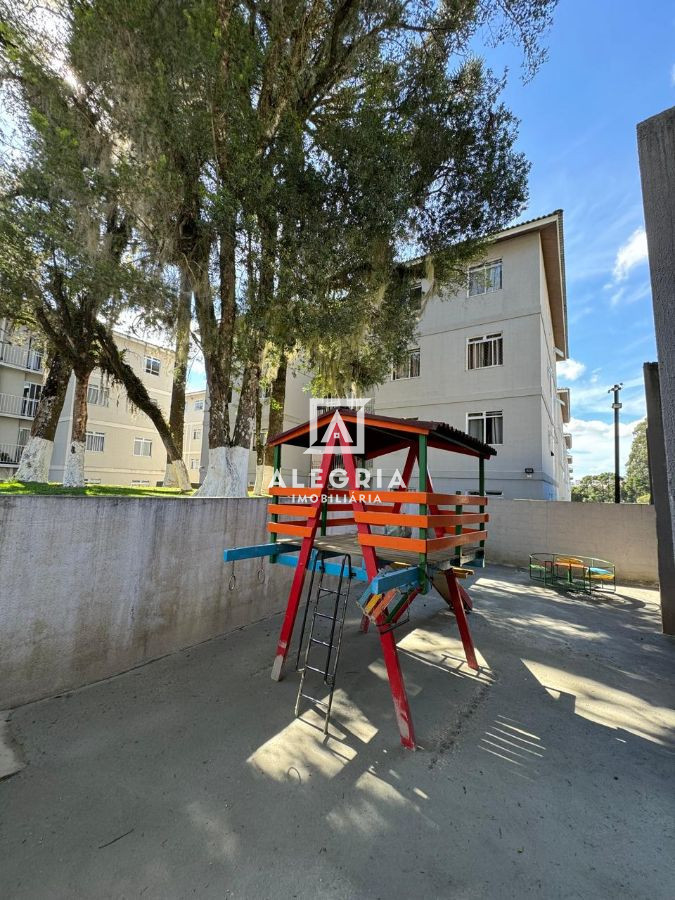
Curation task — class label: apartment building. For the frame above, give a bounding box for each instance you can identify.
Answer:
[189,212,572,498]
[0,320,45,475]
[184,389,206,483]
[0,321,175,486]
[49,334,174,486]
[368,211,572,499]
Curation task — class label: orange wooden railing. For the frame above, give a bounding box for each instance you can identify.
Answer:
[266,488,489,557]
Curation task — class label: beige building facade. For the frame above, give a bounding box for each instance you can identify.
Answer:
[0,320,45,475]
[49,334,175,486]
[183,389,206,483]
[0,322,176,486]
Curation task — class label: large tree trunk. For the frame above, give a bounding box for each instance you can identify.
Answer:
[15,352,70,483]
[257,353,287,495]
[95,324,191,490]
[194,222,239,497]
[163,272,191,486]
[63,366,92,487]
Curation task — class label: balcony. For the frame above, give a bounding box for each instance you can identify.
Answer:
[0,393,39,419]
[0,443,23,466]
[0,342,43,372]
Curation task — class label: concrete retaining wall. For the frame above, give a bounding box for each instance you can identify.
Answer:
[485,499,658,583]
[0,496,659,709]
[0,496,292,708]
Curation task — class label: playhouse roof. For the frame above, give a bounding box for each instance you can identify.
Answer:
[269,408,497,459]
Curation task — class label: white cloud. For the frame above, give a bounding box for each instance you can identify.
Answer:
[557,358,586,382]
[612,227,648,282]
[568,376,646,418]
[568,416,643,478]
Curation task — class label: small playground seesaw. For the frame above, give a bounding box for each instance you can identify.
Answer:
[224,408,496,748]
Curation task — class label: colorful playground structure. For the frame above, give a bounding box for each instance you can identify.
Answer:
[224,408,496,748]
[529,552,616,594]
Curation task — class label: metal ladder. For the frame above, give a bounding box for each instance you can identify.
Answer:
[295,553,352,734]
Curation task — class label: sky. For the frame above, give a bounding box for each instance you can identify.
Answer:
[484,0,674,477]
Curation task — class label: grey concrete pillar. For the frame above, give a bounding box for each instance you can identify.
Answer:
[644,363,675,632]
[638,107,675,632]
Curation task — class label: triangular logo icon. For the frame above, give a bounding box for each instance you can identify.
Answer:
[321,410,352,445]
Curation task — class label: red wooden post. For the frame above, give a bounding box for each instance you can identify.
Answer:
[427,469,478,669]
[442,568,479,671]
[359,442,418,634]
[271,434,337,681]
[342,442,417,749]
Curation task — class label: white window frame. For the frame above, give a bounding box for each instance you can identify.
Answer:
[392,348,421,381]
[467,410,503,445]
[144,356,160,376]
[84,478,101,485]
[133,437,153,457]
[131,479,150,487]
[192,426,202,441]
[190,457,200,470]
[87,382,110,407]
[194,399,204,411]
[85,431,105,452]
[467,333,503,370]
[468,259,503,296]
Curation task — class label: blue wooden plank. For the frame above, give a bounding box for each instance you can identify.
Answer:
[276,554,369,582]
[370,566,420,593]
[223,542,299,562]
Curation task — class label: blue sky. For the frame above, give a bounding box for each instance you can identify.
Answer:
[486,0,674,476]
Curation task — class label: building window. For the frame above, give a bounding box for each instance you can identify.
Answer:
[392,348,421,380]
[467,411,503,445]
[410,283,423,310]
[190,457,199,470]
[192,427,202,441]
[131,479,150,487]
[18,427,30,447]
[84,478,101,485]
[467,333,503,369]
[85,431,105,452]
[194,399,204,411]
[133,437,152,457]
[22,382,42,417]
[468,259,502,296]
[87,382,110,407]
[144,356,160,376]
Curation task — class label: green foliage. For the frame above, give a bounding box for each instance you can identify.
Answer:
[623,419,650,503]
[571,473,618,504]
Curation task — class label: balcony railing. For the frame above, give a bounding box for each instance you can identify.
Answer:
[0,393,39,418]
[0,342,43,372]
[0,443,24,466]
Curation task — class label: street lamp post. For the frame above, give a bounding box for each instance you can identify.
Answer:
[609,383,623,503]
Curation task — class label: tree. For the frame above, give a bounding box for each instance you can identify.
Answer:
[623,419,650,503]
[68,0,554,495]
[0,8,191,487]
[571,473,619,504]
[13,351,70,482]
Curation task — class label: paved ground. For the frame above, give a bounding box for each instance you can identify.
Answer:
[1,565,673,899]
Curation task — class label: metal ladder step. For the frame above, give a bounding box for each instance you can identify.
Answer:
[295,552,352,734]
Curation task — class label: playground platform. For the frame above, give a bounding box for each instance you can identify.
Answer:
[1,565,673,899]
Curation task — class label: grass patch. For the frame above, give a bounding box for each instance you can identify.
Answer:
[0,481,195,498]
